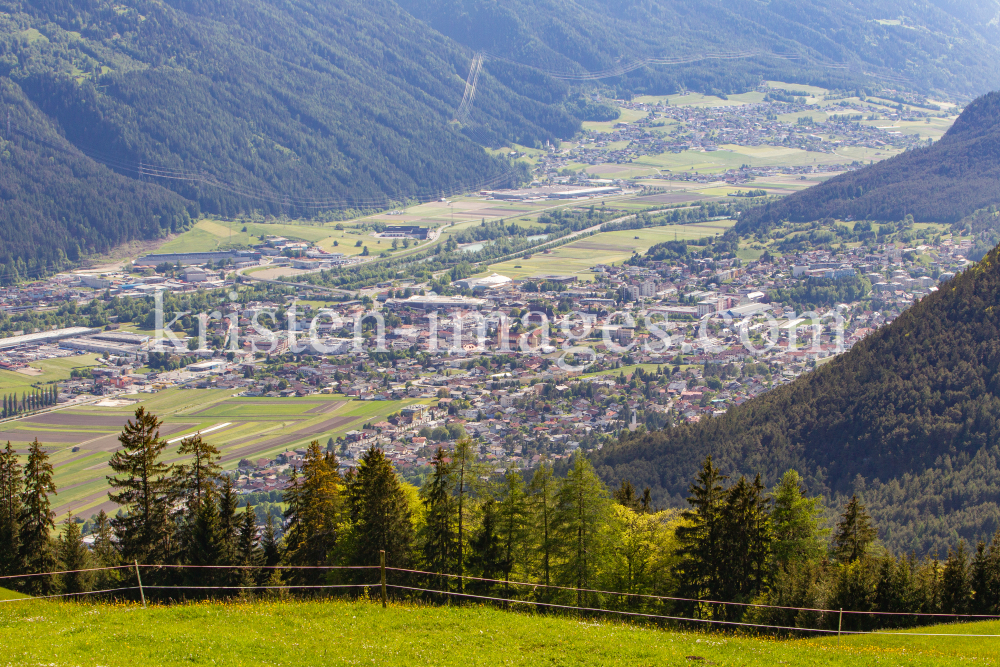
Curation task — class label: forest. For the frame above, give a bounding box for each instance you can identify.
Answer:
[738,92,1000,233]
[397,0,1000,99]
[3,413,1000,632]
[592,237,1000,558]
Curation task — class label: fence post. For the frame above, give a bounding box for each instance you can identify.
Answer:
[837,608,842,645]
[380,550,387,608]
[134,560,146,608]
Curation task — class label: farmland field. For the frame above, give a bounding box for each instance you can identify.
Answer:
[0,596,996,667]
[0,353,102,392]
[0,389,431,522]
[481,219,735,281]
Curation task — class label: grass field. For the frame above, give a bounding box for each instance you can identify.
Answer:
[480,219,734,281]
[0,353,102,392]
[1,389,432,523]
[0,596,995,666]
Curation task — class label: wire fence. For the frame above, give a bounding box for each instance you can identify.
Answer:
[3,561,1000,638]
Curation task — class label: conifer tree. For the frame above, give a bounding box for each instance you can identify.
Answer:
[451,438,478,583]
[770,470,826,567]
[528,462,557,588]
[833,495,877,563]
[719,474,771,610]
[283,441,342,576]
[675,456,727,615]
[941,541,972,615]
[497,469,529,592]
[971,534,1000,614]
[58,513,92,594]
[172,433,222,514]
[552,454,610,606]
[346,447,413,568]
[420,448,456,583]
[20,438,57,593]
[262,514,283,569]
[0,441,24,578]
[188,485,223,587]
[468,497,502,593]
[218,475,240,568]
[107,408,173,565]
[91,510,119,591]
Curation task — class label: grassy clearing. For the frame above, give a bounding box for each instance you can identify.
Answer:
[0,597,994,666]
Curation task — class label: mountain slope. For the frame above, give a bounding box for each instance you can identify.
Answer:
[398,0,1000,99]
[0,0,576,272]
[735,92,1000,234]
[592,245,1000,556]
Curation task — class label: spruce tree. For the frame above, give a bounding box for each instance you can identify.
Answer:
[832,495,876,563]
[172,433,222,514]
[941,542,972,615]
[218,475,240,568]
[552,454,610,606]
[468,497,502,594]
[346,447,413,568]
[719,474,771,611]
[282,441,342,578]
[107,407,173,564]
[0,441,24,578]
[675,456,727,615]
[262,514,283,570]
[91,510,119,591]
[420,448,456,583]
[188,485,223,588]
[971,534,1000,614]
[20,438,57,594]
[58,513,92,594]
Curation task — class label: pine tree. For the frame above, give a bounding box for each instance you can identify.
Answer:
[528,463,557,589]
[0,441,24,578]
[20,438,57,594]
[58,513,92,594]
[770,470,826,567]
[420,448,456,584]
[675,456,727,616]
[107,407,173,565]
[346,447,413,568]
[832,495,877,563]
[283,441,342,578]
[552,454,610,607]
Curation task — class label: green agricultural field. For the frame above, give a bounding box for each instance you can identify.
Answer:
[3,389,432,523]
[0,597,995,666]
[481,220,734,281]
[0,353,102,392]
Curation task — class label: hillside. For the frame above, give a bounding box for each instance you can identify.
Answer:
[737,92,1000,233]
[398,0,1000,98]
[0,0,573,274]
[593,242,1000,557]
[0,596,995,666]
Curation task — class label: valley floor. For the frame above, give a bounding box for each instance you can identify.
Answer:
[0,593,995,666]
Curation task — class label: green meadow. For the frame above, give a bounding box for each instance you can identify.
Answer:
[0,595,995,666]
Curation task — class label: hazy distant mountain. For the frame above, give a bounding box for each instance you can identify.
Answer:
[399,0,1000,98]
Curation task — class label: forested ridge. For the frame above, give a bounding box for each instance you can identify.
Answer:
[399,0,1000,98]
[737,91,1000,233]
[593,239,1000,557]
[0,0,575,272]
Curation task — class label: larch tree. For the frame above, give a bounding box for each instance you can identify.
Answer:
[552,454,610,607]
[107,408,173,564]
[770,469,826,568]
[283,441,343,577]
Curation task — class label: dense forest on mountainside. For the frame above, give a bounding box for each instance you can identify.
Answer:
[737,92,1000,233]
[592,241,1000,557]
[0,0,573,271]
[398,0,1000,98]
